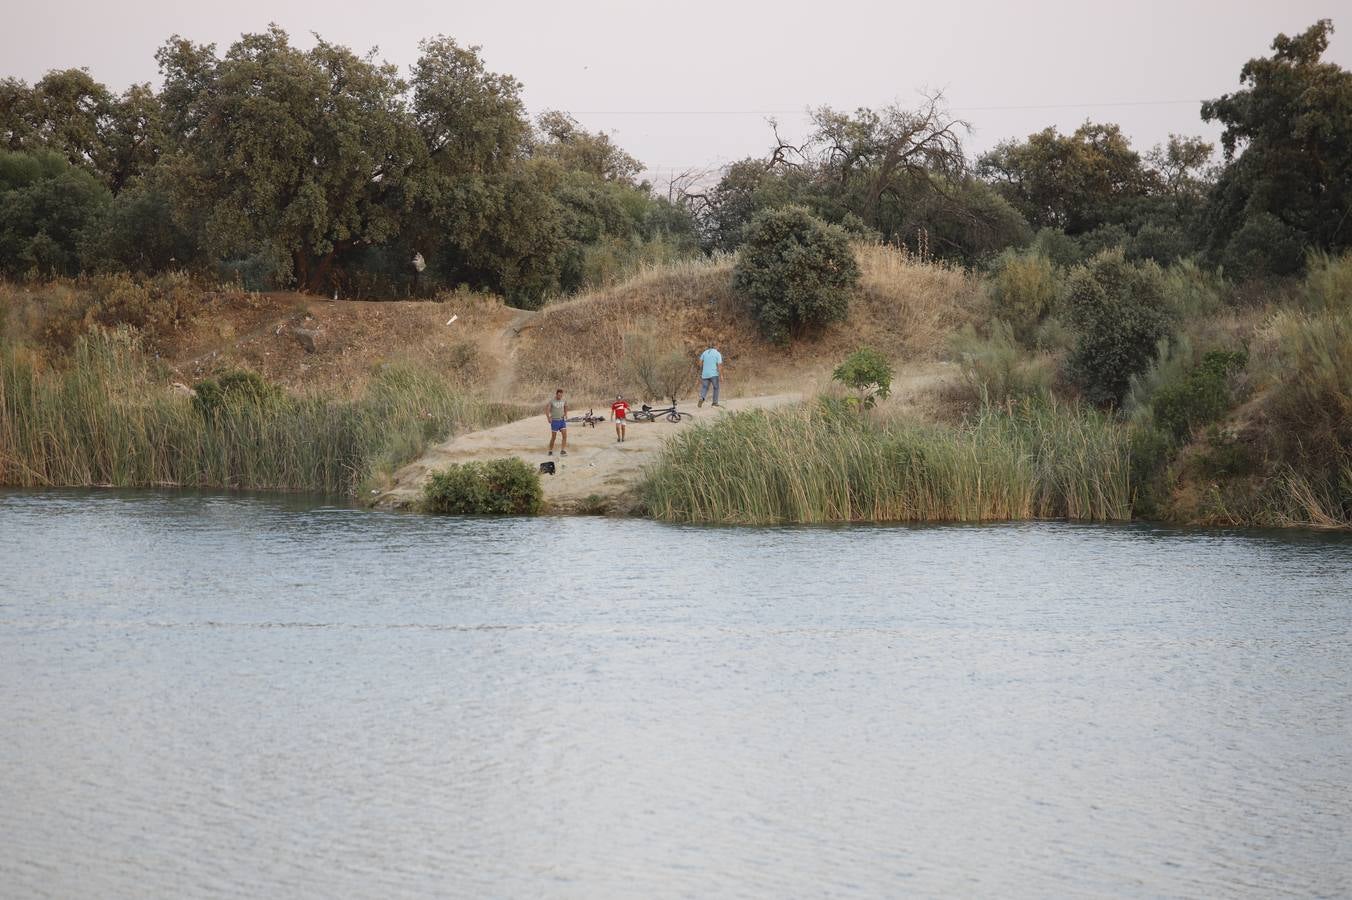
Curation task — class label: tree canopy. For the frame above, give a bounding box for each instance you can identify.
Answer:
[0,20,1347,299]
[1201,19,1352,276]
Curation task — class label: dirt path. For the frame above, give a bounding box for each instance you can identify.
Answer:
[485,309,537,401]
[372,393,802,513]
[371,361,961,514]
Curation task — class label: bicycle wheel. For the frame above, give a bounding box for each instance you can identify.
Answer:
[666,411,684,423]
[632,410,654,422]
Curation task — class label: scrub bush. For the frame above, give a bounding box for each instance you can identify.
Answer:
[1064,249,1171,406]
[949,320,1056,403]
[987,249,1060,343]
[1149,349,1248,442]
[193,369,282,420]
[90,271,197,346]
[423,458,543,515]
[733,205,859,343]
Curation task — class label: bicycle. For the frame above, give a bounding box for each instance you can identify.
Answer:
[565,409,607,428]
[630,402,691,423]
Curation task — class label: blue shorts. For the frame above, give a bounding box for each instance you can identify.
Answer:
[550,419,567,432]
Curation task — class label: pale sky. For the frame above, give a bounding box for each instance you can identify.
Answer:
[4,0,1348,185]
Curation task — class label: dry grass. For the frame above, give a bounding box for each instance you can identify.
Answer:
[514,243,983,405]
[515,255,743,402]
[851,242,983,358]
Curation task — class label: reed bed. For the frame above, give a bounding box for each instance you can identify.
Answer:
[640,399,1133,524]
[0,329,513,495]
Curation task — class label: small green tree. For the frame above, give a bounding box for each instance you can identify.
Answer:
[733,205,859,344]
[1064,249,1171,406]
[832,347,893,409]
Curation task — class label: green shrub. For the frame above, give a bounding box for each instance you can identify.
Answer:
[987,249,1060,343]
[732,205,859,343]
[423,458,543,515]
[1126,222,1194,268]
[192,369,282,420]
[1149,349,1248,442]
[1064,249,1172,406]
[80,179,197,274]
[831,347,893,409]
[949,320,1055,403]
[1029,227,1087,268]
[0,150,110,278]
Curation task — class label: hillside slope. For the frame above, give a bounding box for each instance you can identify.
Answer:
[0,243,975,410]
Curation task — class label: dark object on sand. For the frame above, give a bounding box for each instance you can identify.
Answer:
[539,461,556,475]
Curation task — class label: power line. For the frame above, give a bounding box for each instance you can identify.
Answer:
[569,99,1204,115]
[959,99,1202,111]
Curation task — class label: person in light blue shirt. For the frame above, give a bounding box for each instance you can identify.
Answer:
[697,345,723,408]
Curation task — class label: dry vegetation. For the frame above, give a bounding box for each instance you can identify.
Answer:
[2,244,981,409]
[0,279,512,396]
[513,244,982,403]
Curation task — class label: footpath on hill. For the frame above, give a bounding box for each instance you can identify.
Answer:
[372,393,802,513]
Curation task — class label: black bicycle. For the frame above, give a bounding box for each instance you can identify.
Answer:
[631,402,691,423]
[565,409,607,428]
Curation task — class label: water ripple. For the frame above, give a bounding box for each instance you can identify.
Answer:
[2,488,1351,897]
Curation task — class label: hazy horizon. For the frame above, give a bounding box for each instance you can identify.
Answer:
[4,1,1348,185]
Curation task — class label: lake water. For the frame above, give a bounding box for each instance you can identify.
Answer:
[2,490,1350,898]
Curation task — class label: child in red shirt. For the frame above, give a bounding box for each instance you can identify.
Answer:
[610,395,630,443]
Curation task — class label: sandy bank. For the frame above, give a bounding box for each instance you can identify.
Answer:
[372,393,802,513]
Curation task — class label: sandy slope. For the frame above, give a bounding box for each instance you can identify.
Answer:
[372,393,802,513]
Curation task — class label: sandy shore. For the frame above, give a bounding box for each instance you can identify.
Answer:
[372,393,802,513]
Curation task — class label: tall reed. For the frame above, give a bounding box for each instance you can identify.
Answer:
[1,329,510,495]
[640,399,1133,524]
